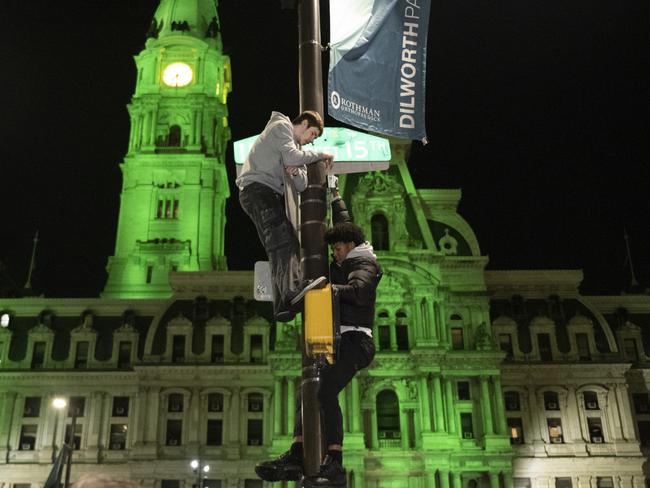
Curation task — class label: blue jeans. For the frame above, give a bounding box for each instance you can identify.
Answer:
[239,182,300,316]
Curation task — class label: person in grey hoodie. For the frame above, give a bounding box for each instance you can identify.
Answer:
[237,111,333,322]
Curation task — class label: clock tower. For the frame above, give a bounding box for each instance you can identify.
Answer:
[103,0,231,298]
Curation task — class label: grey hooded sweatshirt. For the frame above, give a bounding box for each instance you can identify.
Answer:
[235,111,325,195]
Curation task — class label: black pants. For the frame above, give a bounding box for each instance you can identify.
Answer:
[293,331,376,446]
[239,182,300,316]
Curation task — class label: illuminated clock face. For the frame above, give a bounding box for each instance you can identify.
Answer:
[162,62,193,87]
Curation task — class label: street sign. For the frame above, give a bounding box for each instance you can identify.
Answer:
[233,127,391,175]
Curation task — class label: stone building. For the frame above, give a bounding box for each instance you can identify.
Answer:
[488,272,649,487]
[1,1,649,487]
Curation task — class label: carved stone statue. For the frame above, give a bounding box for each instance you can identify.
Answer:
[146,19,162,39]
[406,379,418,400]
[205,16,220,38]
[475,322,495,351]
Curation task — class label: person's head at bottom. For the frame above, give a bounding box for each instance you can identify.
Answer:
[72,474,140,488]
[324,222,365,264]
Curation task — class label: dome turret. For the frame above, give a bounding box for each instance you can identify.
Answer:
[147,0,221,42]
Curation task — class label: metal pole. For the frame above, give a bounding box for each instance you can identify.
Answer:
[624,227,639,287]
[297,0,328,477]
[51,409,59,463]
[64,413,76,488]
[24,229,39,290]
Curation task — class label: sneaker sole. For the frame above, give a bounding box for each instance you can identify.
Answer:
[302,477,347,488]
[290,276,327,306]
[255,464,303,482]
[275,310,296,323]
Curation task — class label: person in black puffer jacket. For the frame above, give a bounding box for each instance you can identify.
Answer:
[327,189,381,330]
[256,187,381,488]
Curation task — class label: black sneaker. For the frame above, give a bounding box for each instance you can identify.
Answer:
[302,455,346,487]
[289,276,327,308]
[255,449,303,482]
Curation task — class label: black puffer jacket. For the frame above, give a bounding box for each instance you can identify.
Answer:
[329,197,382,328]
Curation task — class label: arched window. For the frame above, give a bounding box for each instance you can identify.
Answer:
[376,390,400,446]
[208,393,224,412]
[420,300,428,325]
[247,392,264,446]
[250,335,263,363]
[248,393,263,412]
[544,391,559,410]
[377,310,390,322]
[615,307,629,329]
[168,394,184,412]
[371,214,389,251]
[449,313,464,350]
[168,125,181,146]
[583,391,599,410]
[377,310,391,351]
[451,327,464,350]
[505,391,521,411]
[207,393,224,446]
[395,311,409,351]
[547,294,563,320]
[510,295,526,320]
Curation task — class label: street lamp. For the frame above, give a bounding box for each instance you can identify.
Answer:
[54,397,79,488]
[190,459,210,488]
[51,398,67,462]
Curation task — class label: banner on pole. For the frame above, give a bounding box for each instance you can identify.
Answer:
[328,0,431,143]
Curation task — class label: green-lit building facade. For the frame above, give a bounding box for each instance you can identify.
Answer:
[102,0,232,299]
[1,1,649,487]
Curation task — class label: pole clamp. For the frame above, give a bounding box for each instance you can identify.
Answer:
[299,40,325,50]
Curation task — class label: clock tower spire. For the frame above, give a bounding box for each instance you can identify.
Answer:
[103,0,231,298]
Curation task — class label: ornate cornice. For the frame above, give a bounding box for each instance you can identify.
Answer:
[587,295,650,314]
[244,315,270,328]
[484,270,583,297]
[114,322,138,335]
[441,354,503,373]
[0,371,138,385]
[205,314,231,328]
[441,257,489,269]
[134,364,273,381]
[369,355,414,371]
[166,313,192,330]
[169,271,253,298]
[500,362,632,381]
[418,189,461,210]
[268,353,301,374]
[28,322,54,336]
[0,298,162,317]
[71,314,96,335]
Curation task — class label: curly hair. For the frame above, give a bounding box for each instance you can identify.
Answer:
[324,222,365,246]
[72,474,140,488]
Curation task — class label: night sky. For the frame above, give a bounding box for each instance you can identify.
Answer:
[0,0,648,298]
